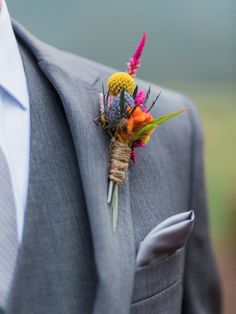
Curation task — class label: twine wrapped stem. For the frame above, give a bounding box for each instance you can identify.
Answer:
[108,138,132,184]
[107,138,131,231]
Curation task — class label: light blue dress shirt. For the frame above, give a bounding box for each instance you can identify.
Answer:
[0,0,30,243]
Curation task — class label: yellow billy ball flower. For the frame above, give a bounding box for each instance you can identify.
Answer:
[107,72,135,96]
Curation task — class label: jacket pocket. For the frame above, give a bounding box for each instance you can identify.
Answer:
[132,247,185,304]
[131,280,183,314]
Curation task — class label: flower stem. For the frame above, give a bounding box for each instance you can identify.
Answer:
[112,183,119,232]
[107,180,114,204]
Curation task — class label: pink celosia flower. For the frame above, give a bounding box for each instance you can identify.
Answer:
[107,95,114,108]
[131,140,145,162]
[131,148,136,162]
[99,93,104,113]
[135,89,146,107]
[127,32,146,77]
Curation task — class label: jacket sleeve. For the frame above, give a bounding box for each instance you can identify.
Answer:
[182,103,222,314]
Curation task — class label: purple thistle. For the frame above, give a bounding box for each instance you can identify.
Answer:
[109,91,135,121]
[127,32,147,77]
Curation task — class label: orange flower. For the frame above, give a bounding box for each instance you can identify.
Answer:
[116,106,154,143]
[127,106,153,134]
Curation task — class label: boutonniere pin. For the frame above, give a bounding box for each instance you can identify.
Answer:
[94,33,186,231]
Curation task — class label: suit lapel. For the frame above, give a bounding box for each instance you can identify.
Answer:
[39,61,136,313]
[13,21,136,314]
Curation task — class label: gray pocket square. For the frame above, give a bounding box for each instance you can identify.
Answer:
[136,210,195,267]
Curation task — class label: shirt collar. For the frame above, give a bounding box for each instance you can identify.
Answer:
[0,0,29,110]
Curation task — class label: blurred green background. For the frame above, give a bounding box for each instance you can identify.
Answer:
[7,0,236,312]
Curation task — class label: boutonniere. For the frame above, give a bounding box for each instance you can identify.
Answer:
[94,33,186,231]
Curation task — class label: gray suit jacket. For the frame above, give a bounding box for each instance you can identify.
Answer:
[5,20,221,314]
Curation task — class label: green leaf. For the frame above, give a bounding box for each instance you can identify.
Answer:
[143,86,151,107]
[105,87,110,113]
[127,105,138,118]
[102,82,108,114]
[119,89,125,117]
[129,107,187,144]
[147,91,161,113]
[133,85,138,99]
